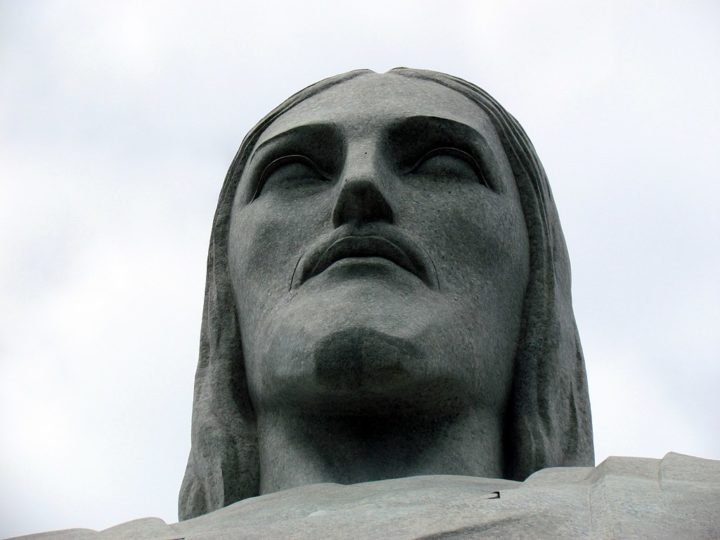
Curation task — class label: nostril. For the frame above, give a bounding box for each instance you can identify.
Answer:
[332,179,394,227]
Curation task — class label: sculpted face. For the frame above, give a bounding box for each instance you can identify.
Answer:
[228,73,529,418]
[180,71,592,516]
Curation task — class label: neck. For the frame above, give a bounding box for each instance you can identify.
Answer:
[256,406,504,494]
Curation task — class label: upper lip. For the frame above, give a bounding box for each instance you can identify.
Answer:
[291,225,438,289]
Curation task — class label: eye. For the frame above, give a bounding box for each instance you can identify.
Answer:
[253,154,329,199]
[410,147,491,189]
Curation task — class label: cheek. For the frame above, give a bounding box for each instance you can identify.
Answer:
[406,189,529,296]
[413,192,529,403]
[227,196,329,332]
[452,205,528,292]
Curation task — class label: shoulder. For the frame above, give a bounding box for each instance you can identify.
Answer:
[14,453,720,539]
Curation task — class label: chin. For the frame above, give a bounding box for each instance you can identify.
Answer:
[312,326,417,390]
[293,323,469,416]
[248,292,475,416]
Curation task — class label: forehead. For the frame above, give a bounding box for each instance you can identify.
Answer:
[255,73,498,144]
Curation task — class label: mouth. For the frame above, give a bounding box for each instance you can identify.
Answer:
[292,228,437,289]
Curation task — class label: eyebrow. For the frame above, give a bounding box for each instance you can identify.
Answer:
[386,115,490,147]
[249,123,340,161]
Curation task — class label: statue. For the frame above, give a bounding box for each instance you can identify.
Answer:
[178,67,594,518]
[16,69,719,539]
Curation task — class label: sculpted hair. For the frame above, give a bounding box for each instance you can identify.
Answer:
[178,68,593,521]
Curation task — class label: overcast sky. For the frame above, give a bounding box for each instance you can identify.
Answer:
[1,1,718,537]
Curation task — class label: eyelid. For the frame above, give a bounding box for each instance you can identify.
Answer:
[252,154,330,200]
[410,147,491,189]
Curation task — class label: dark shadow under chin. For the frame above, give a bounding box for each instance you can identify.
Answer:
[314,326,417,392]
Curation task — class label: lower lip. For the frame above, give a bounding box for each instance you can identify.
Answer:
[320,256,411,277]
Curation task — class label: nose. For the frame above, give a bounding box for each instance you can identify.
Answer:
[332,177,395,227]
[332,143,395,228]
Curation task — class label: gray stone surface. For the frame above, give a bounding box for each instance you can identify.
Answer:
[13,453,720,539]
[180,69,593,520]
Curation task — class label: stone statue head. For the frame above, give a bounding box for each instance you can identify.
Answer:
[179,68,593,520]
